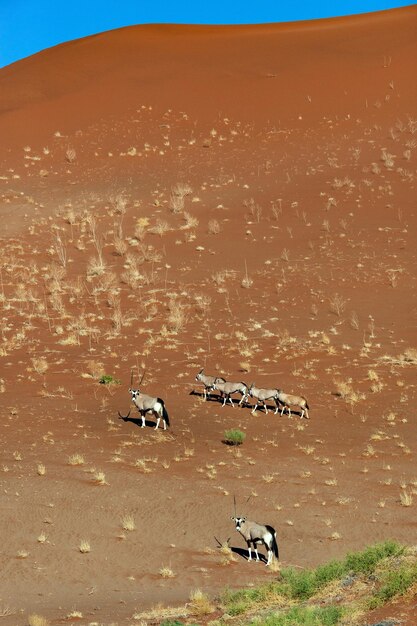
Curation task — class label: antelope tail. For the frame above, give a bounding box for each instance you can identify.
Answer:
[266,525,279,559]
[272,533,279,559]
[305,401,310,410]
[158,398,170,427]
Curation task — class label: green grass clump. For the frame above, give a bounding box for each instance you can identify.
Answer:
[368,562,417,609]
[99,374,121,385]
[159,622,199,626]
[345,540,402,575]
[222,583,282,615]
[222,541,403,615]
[248,605,344,626]
[280,540,402,601]
[223,428,246,446]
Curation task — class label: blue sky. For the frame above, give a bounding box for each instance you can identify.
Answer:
[0,0,413,68]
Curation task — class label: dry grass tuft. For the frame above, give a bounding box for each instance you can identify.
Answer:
[92,471,108,485]
[85,360,105,380]
[31,357,49,376]
[121,514,136,531]
[329,293,347,316]
[16,550,29,559]
[217,541,237,565]
[208,219,221,234]
[268,558,281,572]
[68,453,85,465]
[37,463,46,476]
[28,615,49,626]
[66,610,83,619]
[188,589,215,616]
[79,540,91,553]
[334,380,364,412]
[159,565,176,578]
[400,490,413,507]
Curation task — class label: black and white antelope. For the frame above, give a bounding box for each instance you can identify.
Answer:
[212,380,249,407]
[118,371,170,430]
[276,389,310,419]
[231,500,279,566]
[248,383,280,414]
[195,369,226,400]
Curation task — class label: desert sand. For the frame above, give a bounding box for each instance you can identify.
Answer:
[0,5,416,624]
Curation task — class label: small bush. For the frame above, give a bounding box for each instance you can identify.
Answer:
[99,374,121,385]
[223,429,246,446]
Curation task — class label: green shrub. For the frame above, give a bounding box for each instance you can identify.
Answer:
[345,540,402,575]
[368,563,417,609]
[223,429,246,446]
[248,605,344,626]
[159,621,199,626]
[280,568,316,600]
[223,584,280,615]
[99,374,121,385]
[223,541,404,616]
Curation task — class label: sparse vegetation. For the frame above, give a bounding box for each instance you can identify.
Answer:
[99,374,121,385]
[1,19,416,625]
[220,542,407,622]
[223,429,246,446]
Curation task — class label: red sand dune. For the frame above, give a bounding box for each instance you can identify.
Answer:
[0,5,416,145]
[0,6,416,625]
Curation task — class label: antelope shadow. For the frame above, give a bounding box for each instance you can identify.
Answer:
[118,413,162,429]
[230,545,268,564]
[189,389,224,403]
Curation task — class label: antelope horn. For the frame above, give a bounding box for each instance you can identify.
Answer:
[233,495,237,518]
[244,494,252,517]
[130,369,134,387]
[118,410,131,420]
[138,369,146,387]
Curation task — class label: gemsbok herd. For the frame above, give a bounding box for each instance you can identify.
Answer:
[119,368,310,431]
[195,368,310,419]
[116,368,303,566]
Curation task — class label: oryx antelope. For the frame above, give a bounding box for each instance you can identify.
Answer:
[248,383,280,414]
[232,505,279,565]
[123,388,170,429]
[276,389,310,419]
[195,369,226,400]
[212,380,249,407]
